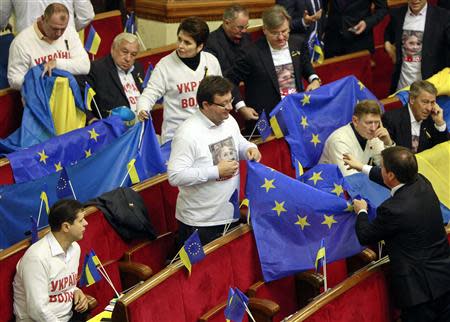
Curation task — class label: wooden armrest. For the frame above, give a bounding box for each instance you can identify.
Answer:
[248,297,280,321]
[118,261,153,290]
[247,280,265,297]
[295,271,324,308]
[346,248,377,275]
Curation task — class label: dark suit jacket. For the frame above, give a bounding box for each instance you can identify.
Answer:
[385,5,450,93]
[382,105,449,152]
[324,0,387,57]
[225,34,316,115]
[356,167,450,308]
[204,25,252,75]
[76,54,145,118]
[276,0,326,37]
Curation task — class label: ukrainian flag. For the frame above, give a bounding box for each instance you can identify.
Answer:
[85,25,101,55]
[179,230,205,275]
[79,250,103,287]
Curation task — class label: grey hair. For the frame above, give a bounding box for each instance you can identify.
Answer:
[112,32,139,49]
[409,80,437,99]
[223,4,249,21]
[262,5,291,30]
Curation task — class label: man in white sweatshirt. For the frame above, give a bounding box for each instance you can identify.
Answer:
[7,3,90,90]
[13,199,89,322]
[319,99,394,176]
[168,75,262,245]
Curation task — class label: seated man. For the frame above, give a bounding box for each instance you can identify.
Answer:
[13,199,89,322]
[204,4,252,75]
[77,32,144,119]
[383,80,449,153]
[168,76,261,245]
[7,3,90,90]
[319,100,393,176]
[226,5,320,125]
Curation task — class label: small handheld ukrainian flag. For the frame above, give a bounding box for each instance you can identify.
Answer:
[84,82,96,111]
[79,250,103,287]
[178,230,205,275]
[85,25,101,55]
[308,29,324,64]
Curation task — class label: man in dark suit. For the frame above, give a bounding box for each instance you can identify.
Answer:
[226,5,320,122]
[382,80,449,153]
[346,147,450,322]
[204,4,252,75]
[324,0,387,58]
[77,32,144,119]
[276,0,325,37]
[384,0,450,92]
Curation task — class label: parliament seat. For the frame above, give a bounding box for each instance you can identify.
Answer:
[0,88,22,140]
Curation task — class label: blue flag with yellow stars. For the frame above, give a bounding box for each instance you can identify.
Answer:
[6,116,126,183]
[246,161,363,282]
[269,76,379,168]
[0,66,86,153]
[0,120,166,249]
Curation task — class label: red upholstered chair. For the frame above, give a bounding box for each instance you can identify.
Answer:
[0,159,14,184]
[381,96,403,112]
[0,88,23,139]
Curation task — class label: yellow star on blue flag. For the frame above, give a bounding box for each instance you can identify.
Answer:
[38,150,49,164]
[261,178,276,193]
[301,94,311,106]
[88,128,100,142]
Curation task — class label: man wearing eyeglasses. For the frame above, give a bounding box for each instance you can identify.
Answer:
[168,76,261,245]
[226,5,320,132]
[205,4,252,75]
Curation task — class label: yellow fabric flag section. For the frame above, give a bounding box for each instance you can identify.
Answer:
[270,116,284,138]
[40,191,50,215]
[416,141,450,209]
[49,77,86,135]
[179,247,192,275]
[391,67,450,97]
[87,311,112,322]
[127,158,140,184]
[315,246,325,270]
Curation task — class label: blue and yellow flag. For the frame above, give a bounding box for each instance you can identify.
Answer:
[6,116,126,183]
[0,66,86,153]
[256,111,272,141]
[30,216,39,244]
[224,287,249,322]
[40,190,50,215]
[142,63,153,89]
[0,120,166,249]
[246,161,363,282]
[84,82,96,111]
[269,76,379,168]
[85,25,101,55]
[179,230,205,275]
[127,152,147,185]
[56,168,73,199]
[308,30,324,64]
[79,250,103,287]
[315,238,325,271]
[124,12,137,34]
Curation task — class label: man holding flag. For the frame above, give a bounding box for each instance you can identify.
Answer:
[346,147,450,322]
[168,76,261,245]
[77,32,144,120]
[13,200,89,322]
[7,3,90,90]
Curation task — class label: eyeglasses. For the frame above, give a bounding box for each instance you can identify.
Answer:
[210,97,234,109]
[267,29,290,37]
[234,24,249,31]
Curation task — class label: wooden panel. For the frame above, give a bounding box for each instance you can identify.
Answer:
[134,0,274,22]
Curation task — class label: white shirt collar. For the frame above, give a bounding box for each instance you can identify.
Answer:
[407,104,422,125]
[198,110,221,128]
[267,39,289,52]
[391,183,405,196]
[46,232,76,263]
[407,3,427,16]
[116,64,135,75]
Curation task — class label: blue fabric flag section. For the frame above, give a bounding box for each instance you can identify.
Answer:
[184,230,205,264]
[124,12,137,34]
[7,116,126,183]
[30,216,38,244]
[160,139,172,165]
[345,173,390,208]
[256,111,272,141]
[246,161,363,282]
[269,76,379,168]
[0,120,166,249]
[0,66,85,153]
[79,250,102,287]
[224,287,249,322]
[299,164,351,199]
[143,64,153,89]
[229,189,240,220]
[307,29,324,64]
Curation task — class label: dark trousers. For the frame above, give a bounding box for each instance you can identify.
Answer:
[69,308,89,322]
[402,291,450,322]
[177,220,239,247]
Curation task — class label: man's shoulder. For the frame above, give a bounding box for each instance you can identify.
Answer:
[21,237,50,262]
[11,24,35,45]
[383,106,407,120]
[90,54,112,70]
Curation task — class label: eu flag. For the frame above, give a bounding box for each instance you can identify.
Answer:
[246,161,363,282]
[0,120,166,249]
[6,116,126,183]
[56,168,73,199]
[179,230,205,275]
[224,287,249,322]
[269,76,379,168]
[124,12,137,34]
[256,111,272,141]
